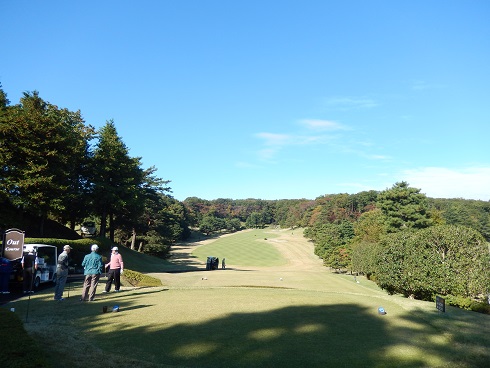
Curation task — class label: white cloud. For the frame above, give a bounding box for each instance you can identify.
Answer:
[324,97,379,110]
[255,132,292,146]
[254,131,334,161]
[299,119,348,131]
[235,161,262,169]
[257,148,279,161]
[411,80,444,91]
[364,154,390,160]
[401,167,490,200]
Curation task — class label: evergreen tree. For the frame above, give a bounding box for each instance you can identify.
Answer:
[90,120,143,240]
[0,91,92,234]
[377,181,433,232]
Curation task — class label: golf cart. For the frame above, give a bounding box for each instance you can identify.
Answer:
[80,221,97,237]
[10,244,58,289]
[206,256,219,270]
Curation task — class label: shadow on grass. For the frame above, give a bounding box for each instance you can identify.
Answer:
[94,288,169,303]
[116,304,155,312]
[7,288,490,368]
[117,245,204,274]
[81,302,486,368]
[398,308,490,366]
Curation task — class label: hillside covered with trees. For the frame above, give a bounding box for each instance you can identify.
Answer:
[1,84,489,310]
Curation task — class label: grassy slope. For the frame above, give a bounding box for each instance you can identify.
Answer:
[2,228,490,368]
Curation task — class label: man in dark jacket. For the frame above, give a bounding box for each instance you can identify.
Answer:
[21,245,38,293]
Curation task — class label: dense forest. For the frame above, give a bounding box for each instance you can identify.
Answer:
[1,85,489,310]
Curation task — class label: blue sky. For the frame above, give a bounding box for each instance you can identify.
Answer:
[1,1,489,201]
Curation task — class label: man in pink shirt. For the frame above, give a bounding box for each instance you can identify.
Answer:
[104,246,124,292]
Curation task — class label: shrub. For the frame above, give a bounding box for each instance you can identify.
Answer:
[374,225,490,301]
[443,295,490,315]
[122,269,162,287]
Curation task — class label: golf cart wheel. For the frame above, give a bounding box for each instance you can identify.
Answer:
[34,276,41,289]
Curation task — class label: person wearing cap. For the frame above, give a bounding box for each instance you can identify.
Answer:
[54,245,72,301]
[80,244,103,301]
[21,245,38,293]
[104,246,124,293]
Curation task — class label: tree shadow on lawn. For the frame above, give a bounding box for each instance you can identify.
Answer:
[88,303,475,368]
[400,307,490,367]
[97,288,169,302]
[158,245,208,273]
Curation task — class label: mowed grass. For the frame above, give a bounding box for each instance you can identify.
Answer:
[192,229,287,267]
[3,228,490,368]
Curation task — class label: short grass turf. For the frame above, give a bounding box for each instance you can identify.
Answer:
[192,229,287,267]
[3,228,490,368]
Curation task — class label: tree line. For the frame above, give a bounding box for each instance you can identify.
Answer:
[185,184,490,309]
[0,85,190,257]
[1,84,488,308]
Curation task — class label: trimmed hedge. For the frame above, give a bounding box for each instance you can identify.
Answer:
[25,237,112,267]
[443,295,490,315]
[122,269,162,287]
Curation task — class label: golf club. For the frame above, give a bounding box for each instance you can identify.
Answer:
[25,258,36,323]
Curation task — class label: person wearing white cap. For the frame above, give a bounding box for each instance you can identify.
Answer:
[54,244,72,301]
[80,244,103,301]
[104,246,124,292]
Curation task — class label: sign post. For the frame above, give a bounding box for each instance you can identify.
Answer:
[2,228,25,260]
[436,295,445,313]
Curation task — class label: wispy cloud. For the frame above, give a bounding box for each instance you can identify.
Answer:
[254,131,335,161]
[255,132,292,146]
[257,148,279,161]
[410,80,445,91]
[299,119,349,131]
[324,97,379,110]
[235,161,262,169]
[364,154,390,160]
[402,167,490,200]
[254,117,380,162]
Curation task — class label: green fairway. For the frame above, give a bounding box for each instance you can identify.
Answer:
[192,229,287,267]
[3,228,490,368]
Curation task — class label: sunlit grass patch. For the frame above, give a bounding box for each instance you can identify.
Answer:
[192,228,287,267]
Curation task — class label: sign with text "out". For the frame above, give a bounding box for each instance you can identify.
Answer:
[2,228,25,260]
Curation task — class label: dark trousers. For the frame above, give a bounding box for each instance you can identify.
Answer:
[0,272,10,292]
[105,268,121,292]
[23,268,34,292]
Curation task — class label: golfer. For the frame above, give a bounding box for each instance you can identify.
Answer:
[104,247,124,292]
[21,245,38,293]
[54,245,72,301]
[80,244,103,301]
